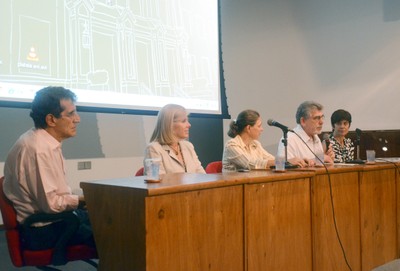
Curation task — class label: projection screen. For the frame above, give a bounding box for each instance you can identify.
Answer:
[0,0,229,117]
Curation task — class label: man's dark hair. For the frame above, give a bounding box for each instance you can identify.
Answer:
[30,86,77,129]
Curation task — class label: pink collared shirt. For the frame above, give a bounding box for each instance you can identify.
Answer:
[3,128,79,223]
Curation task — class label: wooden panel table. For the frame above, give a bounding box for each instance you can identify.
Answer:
[81,173,247,271]
[80,163,399,271]
[359,164,397,270]
[311,163,398,271]
[245,173,313,271]
[312,165,363,271]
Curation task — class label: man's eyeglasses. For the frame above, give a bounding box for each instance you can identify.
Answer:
[311,115,325,121]
[60,111,79,119]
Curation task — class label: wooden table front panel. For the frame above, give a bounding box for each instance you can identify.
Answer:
[245,177,312,271]
[145,185,244,271]
[397,165,400,259]
[312,171,361,271]
[81,185,148,271]
[360,167,397,271]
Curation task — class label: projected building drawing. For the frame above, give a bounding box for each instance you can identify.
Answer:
[0,0,218,100]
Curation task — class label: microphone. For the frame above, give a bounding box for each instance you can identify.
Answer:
[355,128,362,139]
[354,128,362,146]
[322,133,330,150]
[345,128,364,163]
[267,119,292,132]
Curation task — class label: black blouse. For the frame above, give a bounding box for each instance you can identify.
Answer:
[329,135,355,163]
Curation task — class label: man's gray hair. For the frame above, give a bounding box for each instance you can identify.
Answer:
[295,101,323,124]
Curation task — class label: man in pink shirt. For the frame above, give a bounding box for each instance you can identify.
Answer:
[3,86,95,265]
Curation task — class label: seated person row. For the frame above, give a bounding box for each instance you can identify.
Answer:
[222,109,308,172]
[144,104,206,175]
[144,101,349,174]
[277,101,334,164]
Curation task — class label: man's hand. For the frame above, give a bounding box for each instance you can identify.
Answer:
[304,158,316,167]
[78,195,86,209]
[288,157,308,168]
[324,145,335,163]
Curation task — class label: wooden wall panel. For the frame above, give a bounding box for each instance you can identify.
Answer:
[245,178,312,271]
[360,167,397,270]
[81,185,148,271]
[312,171,361,271]
[145,185,244,271]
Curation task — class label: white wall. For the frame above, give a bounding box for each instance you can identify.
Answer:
[221,0,400,154]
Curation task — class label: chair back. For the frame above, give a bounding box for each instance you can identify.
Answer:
[0,176,25,267]
[205,161,223,174]
[135,167,144,176]
[0,176,98,268]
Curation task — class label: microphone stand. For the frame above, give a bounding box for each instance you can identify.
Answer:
[281,129,298,169]
[345,134,364,164]
[356,136,361,160]
[281,129,289,164]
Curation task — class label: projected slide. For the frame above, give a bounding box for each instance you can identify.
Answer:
[0,0,221,114]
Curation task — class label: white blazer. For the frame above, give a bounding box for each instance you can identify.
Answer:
[144,140,206,175]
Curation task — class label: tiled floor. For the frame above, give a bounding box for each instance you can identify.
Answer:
[371,259,400,271]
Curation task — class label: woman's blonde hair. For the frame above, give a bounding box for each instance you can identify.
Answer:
[150,104,187,145]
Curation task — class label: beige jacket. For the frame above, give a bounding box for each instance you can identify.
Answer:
[144,140,206,175]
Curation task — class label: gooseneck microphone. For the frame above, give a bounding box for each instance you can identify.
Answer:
[355,128,362,140]
[268,119,298,169]
[345,128,365,164]
[355,128,362,160]
[267,119,293,132]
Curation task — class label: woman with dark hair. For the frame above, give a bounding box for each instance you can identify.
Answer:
[329,109,355,163]
[222,110,306,172]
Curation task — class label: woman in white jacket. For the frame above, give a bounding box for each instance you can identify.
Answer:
[144,104,205,175]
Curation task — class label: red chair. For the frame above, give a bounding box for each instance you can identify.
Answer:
[205,161,223,173]
[0,176,98,270]
[135,167,144,176]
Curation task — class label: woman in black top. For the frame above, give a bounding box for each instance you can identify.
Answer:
[329,109,355,163]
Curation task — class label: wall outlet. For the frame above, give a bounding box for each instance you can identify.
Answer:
[77,161,91,170]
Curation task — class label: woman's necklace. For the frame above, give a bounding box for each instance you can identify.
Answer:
[170,143,187,172]
[170,144,180,155]
[181,151,187,172]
